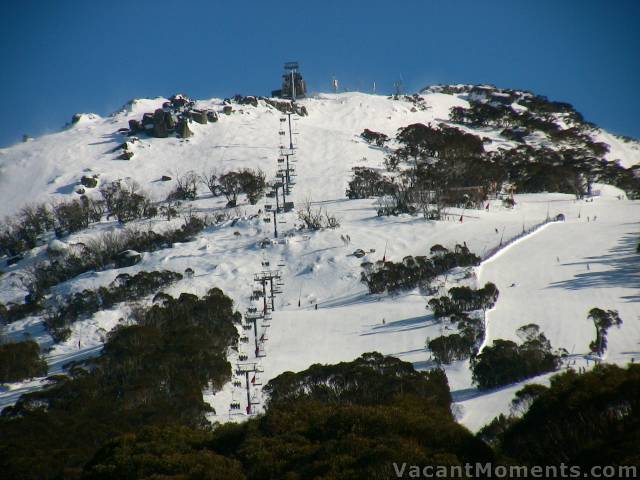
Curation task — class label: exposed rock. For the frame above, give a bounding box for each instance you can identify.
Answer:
[191,109,208,124]
[206,111,219,122]
[152,109,169,138]
[161,175,172,182]
[262,97,308,116]
[142,113,155,132]
[176,118,192,138]
[128,119,142,133]
[169,94,193,111]
[164,112,176,130]
[80,176,98,188]
[264,98,292,114]
[114,250,142,268]
[223,105,233,115]
[233,95,259,107]
[353,248,366,258]
[119,151,134,160]
[75,187,86,195]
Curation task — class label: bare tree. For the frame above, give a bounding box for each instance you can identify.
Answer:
[200,169,221,197]
[297,199,340,230]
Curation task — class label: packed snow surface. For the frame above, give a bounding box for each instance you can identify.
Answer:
[0,91,638,431]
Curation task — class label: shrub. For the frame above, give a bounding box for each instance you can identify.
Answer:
[218,171,243,207]
[264,351,451,409]
[0,288,240,478]
[428,333,475,364]
[84,353,493,480]
[168,171,199,201]
[100,179,156,223]
[200,169,221,197]
[238,168,266,205]
[83,426,245,480]
[53,196,104,236]
[587,307,622,356]
[297,200,340,230]
[499,364,640,466]
[360,128,389,146]
[0,341,47,383]
[472,331,562,389]
[26,216,210,296]
[44,270,183,341]
[362,244,481,294]
[346,167,394,199]
[1,298,43,324]
[0,203,55,256]
[426,283,498,363]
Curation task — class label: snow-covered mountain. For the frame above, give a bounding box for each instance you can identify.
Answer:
[1,86,639,432]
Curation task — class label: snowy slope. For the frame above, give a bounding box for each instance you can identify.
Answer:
[1,89,639,431]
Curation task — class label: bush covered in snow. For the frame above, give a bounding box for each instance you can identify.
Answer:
[45,270,183,341]
[361,244,481,294]
[27,216,209,295]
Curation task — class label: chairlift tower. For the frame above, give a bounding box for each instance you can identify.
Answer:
[235,362,263,414]
[254,261,283,313]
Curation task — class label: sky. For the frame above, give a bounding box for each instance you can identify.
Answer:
[1,0,639,147]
